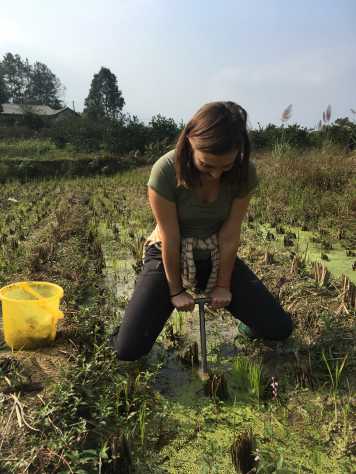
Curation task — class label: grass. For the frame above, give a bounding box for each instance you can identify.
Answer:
[250,146,354,230]
[231,356,264,404]
[321,348,349,422]
[0,145,355,472]
[0,187,155,472]
[0,139,56,158]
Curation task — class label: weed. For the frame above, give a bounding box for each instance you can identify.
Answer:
[321,349,348,395]
[321,348,348,421]
[272,138,293,160]
[127,232,146,275]
[138,401,147,446]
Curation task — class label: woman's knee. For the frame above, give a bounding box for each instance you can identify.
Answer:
[109,331,150,361]
[267,311,294,341]
[115,347,148,362]
[283,313,294,339]
[112,341,150,362]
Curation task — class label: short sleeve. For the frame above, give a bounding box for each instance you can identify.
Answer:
[147,151,177,202]
[233,159,259,199]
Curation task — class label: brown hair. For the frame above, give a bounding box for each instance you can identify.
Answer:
[174,101,250,188]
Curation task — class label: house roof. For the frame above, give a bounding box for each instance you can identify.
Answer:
[1,103,76,116]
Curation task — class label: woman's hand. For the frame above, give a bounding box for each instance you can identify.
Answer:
[171,291,195,312]
[209,286,232,309]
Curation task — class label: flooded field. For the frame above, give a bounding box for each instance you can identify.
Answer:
[0,150,355,473]
[257,222,356,283]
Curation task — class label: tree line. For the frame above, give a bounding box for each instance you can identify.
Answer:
[0,53,62,108]
[0,52,355,153]
[0,52,127,120]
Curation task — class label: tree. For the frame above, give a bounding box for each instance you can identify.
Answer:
[148,114,179,143]
[26,61,62,108]
[103,113,149,153]
[148,114,179,142]
[1,53,31,103]
[0,72,9,106]
[84,67,125,120]
[1,53,63,107]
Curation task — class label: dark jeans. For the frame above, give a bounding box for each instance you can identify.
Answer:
[111,244,293,361]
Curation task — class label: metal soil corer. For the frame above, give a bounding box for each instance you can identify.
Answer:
[194,296,229,400]
[194,296,210,380]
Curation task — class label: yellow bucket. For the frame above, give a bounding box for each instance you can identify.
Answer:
[0,281,64,350]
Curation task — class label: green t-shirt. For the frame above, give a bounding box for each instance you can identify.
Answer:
[147,149,259,243]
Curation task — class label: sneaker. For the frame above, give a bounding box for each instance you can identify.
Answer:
[234,320,257,341]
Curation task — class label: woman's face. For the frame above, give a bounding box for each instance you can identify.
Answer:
[188,138,238,181]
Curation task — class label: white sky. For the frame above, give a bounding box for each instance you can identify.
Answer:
[1,0,355,127]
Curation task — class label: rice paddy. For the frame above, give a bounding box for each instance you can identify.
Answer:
[0,146,355,473]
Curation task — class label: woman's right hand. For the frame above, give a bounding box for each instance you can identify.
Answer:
[171,291,195,311]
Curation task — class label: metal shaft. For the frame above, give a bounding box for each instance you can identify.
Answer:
[195,297,210,376]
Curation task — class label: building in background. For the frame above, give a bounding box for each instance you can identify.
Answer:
[0,103,79,123]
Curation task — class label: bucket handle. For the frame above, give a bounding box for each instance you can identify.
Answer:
[18,282,64,320]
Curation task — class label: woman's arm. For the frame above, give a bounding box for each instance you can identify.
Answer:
[216,194,251,288]
[148,187,183,294]
[148,187,194,311]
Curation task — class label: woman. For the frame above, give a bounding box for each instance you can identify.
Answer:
[111,101,293,361]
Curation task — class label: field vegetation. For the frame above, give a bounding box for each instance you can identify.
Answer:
[0,138,355,472]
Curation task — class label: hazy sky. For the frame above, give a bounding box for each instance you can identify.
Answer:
[1,0,355,127]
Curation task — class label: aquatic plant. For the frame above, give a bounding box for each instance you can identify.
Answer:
[230,429,258,474]
[232,357,264,404]
[321,348,348,422]
[312,261,330,287]
[336,275,356,314]
[177,341,199,367]
[204,371,229,401]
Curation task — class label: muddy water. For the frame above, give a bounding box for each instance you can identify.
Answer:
[98,218,296,390]
[98,219,243,385]
[150,308,241,398]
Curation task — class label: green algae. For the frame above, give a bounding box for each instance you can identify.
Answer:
[97,207,354,474]
[258,223,356,283]
[148,310,353,473]
[151,390,353,473]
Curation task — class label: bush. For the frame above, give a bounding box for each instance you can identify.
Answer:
[250,123,313,150]
[102,116,149,154]
[0,126,36,140]
[49,117,106,152]
[142,139,173,164]
[147,114,180,144]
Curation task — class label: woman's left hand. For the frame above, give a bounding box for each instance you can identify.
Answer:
[209,286,232,309]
